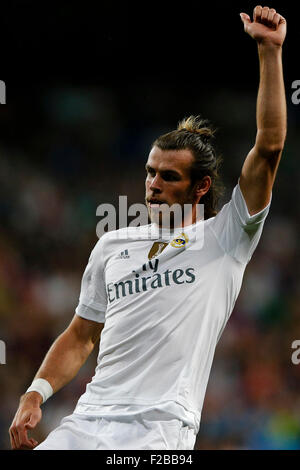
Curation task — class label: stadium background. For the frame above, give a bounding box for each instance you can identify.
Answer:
[0,0,300,450]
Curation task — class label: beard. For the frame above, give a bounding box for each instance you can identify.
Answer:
[147,185,196,229]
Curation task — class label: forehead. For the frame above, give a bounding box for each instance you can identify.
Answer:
[147,146,194,174]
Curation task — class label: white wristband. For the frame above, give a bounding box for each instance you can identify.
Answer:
[26,378,53,404]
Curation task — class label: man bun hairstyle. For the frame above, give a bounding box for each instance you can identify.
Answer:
[177,115,214,141]
[152,115,224,219]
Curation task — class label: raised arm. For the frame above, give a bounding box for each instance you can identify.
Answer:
[9,314,104,450]
[239,5,287,215]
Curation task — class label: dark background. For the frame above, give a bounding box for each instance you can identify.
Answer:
[0,0,299,450]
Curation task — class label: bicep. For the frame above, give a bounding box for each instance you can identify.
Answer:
[67,314,104,348]
[239,146,282,215]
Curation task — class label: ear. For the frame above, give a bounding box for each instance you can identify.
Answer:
[194,176,212,199]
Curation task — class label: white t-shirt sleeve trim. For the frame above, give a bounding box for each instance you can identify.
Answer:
[76,303,106,324]
[233,180,272,227]
[208,181,271,264]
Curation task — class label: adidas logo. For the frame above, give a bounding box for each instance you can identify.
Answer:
[116,249,130,259]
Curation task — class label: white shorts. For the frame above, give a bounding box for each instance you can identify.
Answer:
[34,412,197,450]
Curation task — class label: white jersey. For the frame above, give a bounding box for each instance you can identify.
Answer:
[74,182,271,432]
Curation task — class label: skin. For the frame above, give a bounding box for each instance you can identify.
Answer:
[9,316,104,449]
[239,6,287,214]
[145,146,211,227]
[9,5,287,449]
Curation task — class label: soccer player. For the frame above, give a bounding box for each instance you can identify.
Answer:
[9,6,287,450]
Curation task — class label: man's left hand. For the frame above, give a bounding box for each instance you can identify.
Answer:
[240,5,286,47]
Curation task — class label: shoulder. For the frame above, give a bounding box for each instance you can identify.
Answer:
[97,224,153,244]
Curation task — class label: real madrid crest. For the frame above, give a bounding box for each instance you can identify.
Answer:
[147,232,189,259]
[170,232,189,248]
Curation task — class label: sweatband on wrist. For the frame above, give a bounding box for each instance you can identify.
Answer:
[26,378,53,404]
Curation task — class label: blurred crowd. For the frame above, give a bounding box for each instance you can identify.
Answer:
[0,83,299,450]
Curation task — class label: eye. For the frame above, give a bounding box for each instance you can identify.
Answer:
[162,173,180,182]
[146,168,155,177]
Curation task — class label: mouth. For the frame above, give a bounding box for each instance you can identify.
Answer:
[147,198,167,206]
[147,199,167,209]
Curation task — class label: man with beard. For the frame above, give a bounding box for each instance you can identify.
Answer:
[9,5,287,450]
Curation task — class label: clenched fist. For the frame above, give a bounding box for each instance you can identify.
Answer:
[240,5,287,47]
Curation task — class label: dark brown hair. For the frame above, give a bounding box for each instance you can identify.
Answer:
[152,115,224,219]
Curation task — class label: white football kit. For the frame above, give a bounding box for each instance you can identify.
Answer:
[36,182,271,450]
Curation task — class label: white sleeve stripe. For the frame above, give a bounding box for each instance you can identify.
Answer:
[76,303,105,323]
[235,181,271,226]
[78,297,107,312]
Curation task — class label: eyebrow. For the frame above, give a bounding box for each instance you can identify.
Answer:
[145,164,181,177]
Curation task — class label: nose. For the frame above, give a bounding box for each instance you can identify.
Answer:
[149,174,162,192]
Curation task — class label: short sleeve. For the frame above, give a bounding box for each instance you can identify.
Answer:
[75,237,107,324]
[208,181,271,264]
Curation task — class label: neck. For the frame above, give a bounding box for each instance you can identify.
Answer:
[153,203,203,229]
[181,203,203,227]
